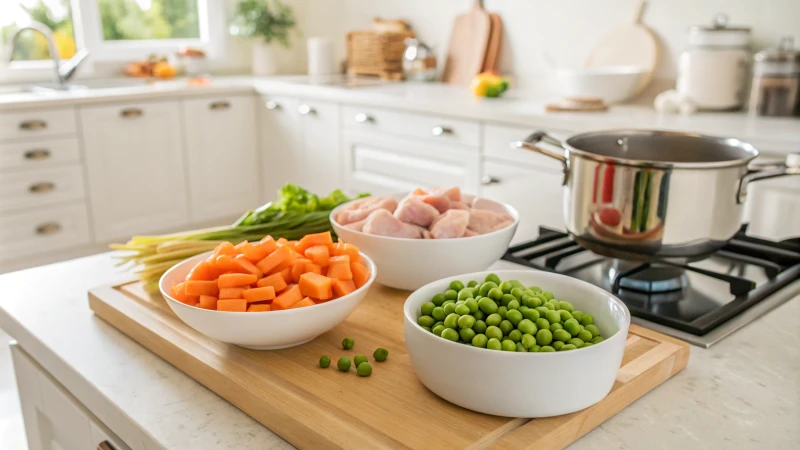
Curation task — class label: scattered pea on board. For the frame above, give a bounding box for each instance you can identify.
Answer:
[319,356,331,368]
[373,348,389,361]
[418,274,609,352]
[342,337,355,349]
[337,356,351,371]
[357,362,372,377]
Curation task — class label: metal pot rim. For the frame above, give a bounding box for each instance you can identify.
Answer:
[564,129,759,170]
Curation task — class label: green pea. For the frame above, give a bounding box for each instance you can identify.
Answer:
[421,302,435,316]
[530,296,543,307]
[542,291,555,300]
[580,314,594,326]
[559,310,573,321]
[564,318,581,336]
[578,330,593,342]
[540,345,555,352]
[431,293,446,306]
[552,341,565,351]
[535,306,550,316]
[583,342,593,347]
[473,310,485,321]
[523,308,540,322]
[357,362,372,376]
[572,310,584,322]
[418,315,435,328]
[458,288,475,301]
[518,319,537,335]
[516,342,527,352]
[496,306,508,319]
[319,356,331,368]
[499,320,514,336]
[535,318,550,331]
[484,273,501,285]
[507,299,520,310]
[443,303,457,315]
[528,285,543,293]
[478,297,498,314]
[487,338,502,350]
[455,300,465,307]
[472,333,488,348]
[486,313,502,326]
[536,329,553,345]
[520,295,533,307]
[478,281,497,297]
[585,324,600,338]
[545,310,561,324]
[473,320,487,334]
[531,344,541,352]
[442,299,455,306]
[422,326,431,332]
[508,329,522,342]
[432,325,445,336]
[373,347,388,361]
[431,307,446,321]
[485,325,503,340]
[498,280,513,294]
[342,337,355,349]
[449,280,465,292]
[521,333,536,349]
[553,329,571,342]
[338,356,351,371]
[457,314,476,329]
[488,288,504,301]
[354,354,367,367]
[550,322,564,332]
[444,289,458,301]
[568,338,584,348]
[467,280,478,288]
[441,328,459,341]
[506,309,523,326]
[510,287,526,300]
[460,328,476,342]
[558,301,574,312]
[591,336,605,344]
[561,344,577,351]
[455,304,470,316]
[464,298,479,314]
[500,294,515,307]
[443,313,459,329]
[518,305,529,314]
[434,320,443,328]
[501,339,516,351]
[544,301,558,311]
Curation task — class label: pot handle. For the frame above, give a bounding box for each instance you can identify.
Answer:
[737,153,800,204]
[513,131,570,185]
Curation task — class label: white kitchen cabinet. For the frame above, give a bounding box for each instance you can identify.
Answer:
[258,96,301,199]
[182,95,259,223]
[81,100,189,241]
[480,159,565,244]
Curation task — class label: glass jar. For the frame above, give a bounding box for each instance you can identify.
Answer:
[748,36,800,117]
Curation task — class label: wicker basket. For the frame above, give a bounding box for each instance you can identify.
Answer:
[346,29,415,80]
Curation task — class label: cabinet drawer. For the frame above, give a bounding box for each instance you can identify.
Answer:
[483,124,571,171]
[343,105,480,147]
[0,164,85,212]
[0,108,77,141]
[0,202,90,261]
[0,137,81,171]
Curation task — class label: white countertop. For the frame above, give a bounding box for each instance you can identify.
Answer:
[2,75,799,155]
[0,253,797,449]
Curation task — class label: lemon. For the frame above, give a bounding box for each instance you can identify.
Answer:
[470,76,492,96]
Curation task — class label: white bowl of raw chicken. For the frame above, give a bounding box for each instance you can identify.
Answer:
[331,188,519,290]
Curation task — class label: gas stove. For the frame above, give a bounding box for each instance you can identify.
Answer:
[502,226,800,347]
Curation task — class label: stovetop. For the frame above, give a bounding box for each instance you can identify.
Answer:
[502,226,800,347]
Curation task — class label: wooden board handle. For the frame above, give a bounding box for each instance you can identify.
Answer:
[630,0,645,24]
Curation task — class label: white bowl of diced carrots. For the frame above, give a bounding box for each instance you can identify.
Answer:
[160,232,376,350]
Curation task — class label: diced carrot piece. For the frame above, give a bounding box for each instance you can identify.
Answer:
[232,254,263,277]
[339,243,362,263]
[256,273,288,292]
[351,262,370,288]
[219,287,246,299]
[242,286,276,302]
[327,263,353,281]
[256,245,292,274]
[272,285,303,310]
[198,295,218,310]
[234,240,249,251]
[295,231,334,253]
[332,279,356,297]
[271,250,299,275]
[411,188,427,195]
[247,304,271,312]
[276,238,298,251]
[291,258,311,283]
[329,255,350,266]
[304,245,330,267]
[184,280,219,297]
[305,262,322,275]
[214,242,237,256]
[218,273,258,288]
[218,299,247,312]
[213,254,236,272]
[278,267,292,284]
[299,272,333,299]
[240,240,271,263]
[290,297,315,309]
[171,282,200,305]
[187,261,215,281]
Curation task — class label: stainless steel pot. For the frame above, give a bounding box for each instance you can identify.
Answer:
[514,130,800,261]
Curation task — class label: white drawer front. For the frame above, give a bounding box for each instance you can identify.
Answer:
[0,203,90,260]
[0,164,85,212]
[483,124,572,171]
[0,137,81,171]
[343,105,480,147]
[0,108,77,141]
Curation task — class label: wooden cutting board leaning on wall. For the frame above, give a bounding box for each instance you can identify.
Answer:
[442,0,492,85]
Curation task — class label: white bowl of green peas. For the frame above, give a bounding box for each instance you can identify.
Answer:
[404,270,630,418]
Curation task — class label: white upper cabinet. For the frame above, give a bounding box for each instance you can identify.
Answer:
[182,95,259,223]
[81,100,189,241]
[297,99,341,195]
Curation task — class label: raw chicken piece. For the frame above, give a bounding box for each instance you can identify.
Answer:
[337,196,398,225]
[421,194,450,213]
[467,209,513,234]
[433,186,462,202]
[393,196,440,227]
[463,229,479,237]
[430,210,470,239]
[492,220,515,232]
[449,201,469,210]
[461,192,476,205]
[343,217,368,232]
[362,209,423,239]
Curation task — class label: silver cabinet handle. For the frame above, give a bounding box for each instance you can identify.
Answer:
[97,441,116,450]
[120,108,143,118]
[432,126,453,136]
[354,113,374,124]
[35,222,61,235]
[481,175,501,185]
[265,100,280,110]
[24,149,51,160]
[298,104,316,115]
[209,101,230,110]
[29,181,55,193]
[19,120,47,131]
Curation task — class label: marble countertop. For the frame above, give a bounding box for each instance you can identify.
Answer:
[2,75,799,154]
[0,253,797,449]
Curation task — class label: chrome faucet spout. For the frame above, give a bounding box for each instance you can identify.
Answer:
[7,21,89,87]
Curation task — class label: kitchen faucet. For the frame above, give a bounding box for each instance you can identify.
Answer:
[7,21,89,88]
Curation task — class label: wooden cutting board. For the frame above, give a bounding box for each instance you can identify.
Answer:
[89,279,689,449]
[482,13,503,73]
[442,0,492,85]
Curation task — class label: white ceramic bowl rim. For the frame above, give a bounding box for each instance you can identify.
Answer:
[329,192,520,242]
[404,270,631,358]
[160,250,377,315]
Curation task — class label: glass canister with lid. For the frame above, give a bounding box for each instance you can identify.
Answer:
[748,36,800,117]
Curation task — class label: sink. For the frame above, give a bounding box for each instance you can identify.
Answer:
[0,78,161,97]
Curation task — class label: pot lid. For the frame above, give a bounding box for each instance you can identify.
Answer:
[688,13,750,47]
[755,36,800,63]
[689,13,750,33]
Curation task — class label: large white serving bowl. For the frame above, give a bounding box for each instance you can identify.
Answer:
[331,194,519,291]
[159,250,376,350]
[404,270,630,417]
[554,66,646,103]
